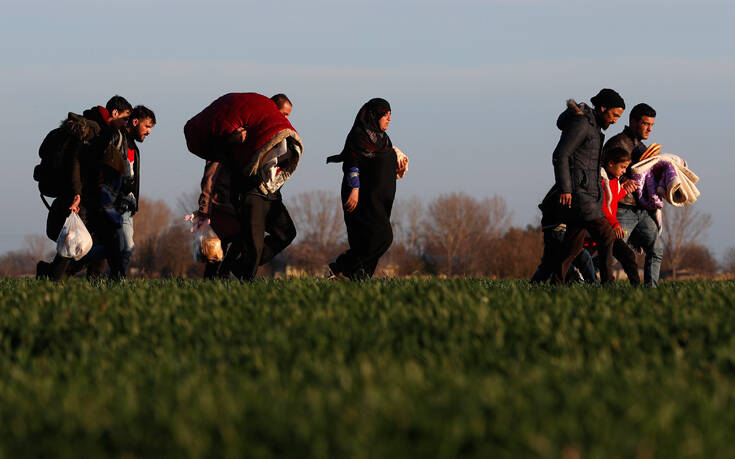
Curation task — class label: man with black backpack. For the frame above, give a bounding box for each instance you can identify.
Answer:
[36,95,132,280]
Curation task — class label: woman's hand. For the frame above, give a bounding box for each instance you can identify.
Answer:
[395,147,409,179]
[344,188,359,212]
[69,195,81,214]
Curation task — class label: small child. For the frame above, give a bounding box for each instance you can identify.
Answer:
[601,147,641,285]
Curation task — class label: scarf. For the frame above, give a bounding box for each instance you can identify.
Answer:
[326,98,392,163]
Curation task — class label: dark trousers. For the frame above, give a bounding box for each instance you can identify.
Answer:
[203,237,241,280]
[613,238,640,285]
[333,219,393,280]
[234,194,296,280]
[531,229,599,284]
[552,217,614,285]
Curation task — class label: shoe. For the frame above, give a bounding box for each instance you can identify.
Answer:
[328,262,347,280]
[36,261,50,279]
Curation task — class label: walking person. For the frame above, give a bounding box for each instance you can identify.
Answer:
[118,105,156,274]
[184,92,303,281]
[548,89,626,285]
[197,94,295,279]
[603,103,664,287]
[327,98,409,280]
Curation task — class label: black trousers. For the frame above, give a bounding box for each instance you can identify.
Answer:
[552,217,615,285]
[333,208,393,280]
[234,194,296,280]
[613,238,640,285]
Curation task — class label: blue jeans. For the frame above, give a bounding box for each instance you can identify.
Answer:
[617,205,663,287]
[119,211,135,273]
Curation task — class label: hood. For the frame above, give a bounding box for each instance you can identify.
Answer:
[82,106,109,129]
[556,99,596,131]
[63,112,100,142]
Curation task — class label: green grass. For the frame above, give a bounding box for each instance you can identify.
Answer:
[1,278,735,458]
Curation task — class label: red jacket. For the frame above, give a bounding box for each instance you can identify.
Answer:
[184,93,302,176]
[601,172,628,229]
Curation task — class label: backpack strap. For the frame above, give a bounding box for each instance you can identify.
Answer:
[40,194,52,211]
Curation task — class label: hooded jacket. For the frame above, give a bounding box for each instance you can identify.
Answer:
[551,100,605,221]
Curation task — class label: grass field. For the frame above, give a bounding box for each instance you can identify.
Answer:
[1,278,735,458]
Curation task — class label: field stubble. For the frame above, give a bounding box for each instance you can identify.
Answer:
[1,278,735,458]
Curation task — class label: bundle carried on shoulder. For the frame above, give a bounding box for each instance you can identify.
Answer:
[630,151,700,209]
[183,93,303,193]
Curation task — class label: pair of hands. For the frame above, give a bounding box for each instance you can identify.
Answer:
[558,179,639,206]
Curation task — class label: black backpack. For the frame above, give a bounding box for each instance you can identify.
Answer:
[33,113,100,209]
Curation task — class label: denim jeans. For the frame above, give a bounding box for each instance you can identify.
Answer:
[119,211,135,273]
[617,205,663,287]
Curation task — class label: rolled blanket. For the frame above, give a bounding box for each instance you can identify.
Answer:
[630,153,700,208]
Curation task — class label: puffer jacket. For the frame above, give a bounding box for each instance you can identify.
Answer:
[551,100,605,221]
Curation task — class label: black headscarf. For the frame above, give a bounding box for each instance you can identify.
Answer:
[327,98,392,163]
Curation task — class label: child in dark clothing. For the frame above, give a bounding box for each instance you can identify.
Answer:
[601,147,641,285]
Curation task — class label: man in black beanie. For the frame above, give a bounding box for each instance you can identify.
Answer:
[546,88,625,285]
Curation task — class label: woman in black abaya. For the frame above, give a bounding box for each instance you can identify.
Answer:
[327,98,408,279]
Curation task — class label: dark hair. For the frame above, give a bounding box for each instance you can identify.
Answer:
[106,95,132,114]
[131,105,156,124]
[271,93,292,109]
[604,147,631,164]
[630,103,656,121]
[590,88,625,110]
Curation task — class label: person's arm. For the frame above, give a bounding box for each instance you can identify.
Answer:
[552,118,586,206]
[69,144,82,213]
[198,161,220,217]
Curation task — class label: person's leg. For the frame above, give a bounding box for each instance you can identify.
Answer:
[235,194,268,281]
[572,248,600,285]
[119,211,135,274]
[613,238,640,285]
[551,225,586,285]
[360,221,393,278]
[260,200,297,266]
[584,218,615,284]
[629,211,663,287]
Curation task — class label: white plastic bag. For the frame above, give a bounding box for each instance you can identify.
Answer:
[56,212,93,261]
[184,214,224,263]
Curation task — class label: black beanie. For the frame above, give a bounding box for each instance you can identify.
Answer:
[590,88,625,110]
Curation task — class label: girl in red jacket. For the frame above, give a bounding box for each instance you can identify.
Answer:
[601,147,641,285]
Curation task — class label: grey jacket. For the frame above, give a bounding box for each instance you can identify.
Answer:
[552,100,605,221]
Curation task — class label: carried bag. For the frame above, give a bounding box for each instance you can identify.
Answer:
[184,214,224,263]
[56,212,93,260]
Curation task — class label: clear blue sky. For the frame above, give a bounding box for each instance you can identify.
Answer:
[1,0,733,258]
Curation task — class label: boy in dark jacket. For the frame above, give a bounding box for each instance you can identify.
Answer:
[548,88,625,285]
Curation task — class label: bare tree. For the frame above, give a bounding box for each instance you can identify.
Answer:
[660,206,713,279]
[24,233,54,261]
[177,187,201,217]
[284,190,346,271]
[423,192,511,276]
[392,196,425,256]
[722,247,735,275]
[678,244,718,278]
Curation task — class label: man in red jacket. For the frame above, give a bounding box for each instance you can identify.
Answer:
[185,92,303,280]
